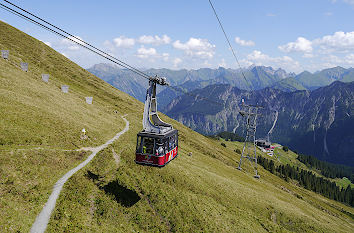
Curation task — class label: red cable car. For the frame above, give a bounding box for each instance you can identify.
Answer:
[135,76,178,167]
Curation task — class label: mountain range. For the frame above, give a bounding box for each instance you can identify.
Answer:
[163,81,354,166]
[88,64,354,106]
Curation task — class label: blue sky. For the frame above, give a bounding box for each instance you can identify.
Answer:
[1,0,354,73]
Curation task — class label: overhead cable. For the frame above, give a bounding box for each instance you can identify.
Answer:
[0,0,225,106]
[208,0,251,89]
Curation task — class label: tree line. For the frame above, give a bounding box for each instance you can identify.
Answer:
[257,156,354,207]
[297,154,354,183]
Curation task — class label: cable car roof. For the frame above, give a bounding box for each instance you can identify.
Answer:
[137,129,178,138]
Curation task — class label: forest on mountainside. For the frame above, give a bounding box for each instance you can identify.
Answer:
[258,156,354,207]
[297,154,354,183]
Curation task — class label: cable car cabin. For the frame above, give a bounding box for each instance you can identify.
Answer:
[136,75,178,167]
[135,129,178,167]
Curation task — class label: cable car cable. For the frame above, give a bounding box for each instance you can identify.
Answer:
[207,0,251,90]
[2,0,151,81]
[207,0,281,141]
[0,0,226,107]
[0,1,151,80]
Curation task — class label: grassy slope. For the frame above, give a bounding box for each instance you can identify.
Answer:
[0,21,353,232]
[0,20,136,232]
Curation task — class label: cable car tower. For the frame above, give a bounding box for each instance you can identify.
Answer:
[237,99,262,178]
[135,76,178,167]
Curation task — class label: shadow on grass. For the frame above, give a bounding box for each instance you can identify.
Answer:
[86,170,140,207]
[86,170,99,180]
[103,180,141,207]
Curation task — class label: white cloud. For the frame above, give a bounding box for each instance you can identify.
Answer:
[68,45,80,51]
[324,54,342,63]
[345,53,354,64]
[314,31,354,52]
[278,37,313,53]
[138,35,171,45]
[323,53,354,65]
[173,58,182,67]
[136,46,157,58]
[162,53,169,61]
[303,53,315,58]
[113,36,135,48]
[173,37,215,59]
[245,50,301,72]
[234,37,255,47]
[135,46,169,62]
[266,13,276,17]
[279,31,354,70]
[61,36,85,50]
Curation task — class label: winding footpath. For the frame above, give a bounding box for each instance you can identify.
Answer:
[30,115,129,233]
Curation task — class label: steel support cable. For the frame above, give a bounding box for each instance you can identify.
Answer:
[207,0,251,90]
[208,1,275,112]
[0,4,148,79]
[208,1,281,141]
[0,1,225,107]
[2,0,151,80]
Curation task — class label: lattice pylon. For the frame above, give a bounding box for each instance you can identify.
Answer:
[237,100,262,178]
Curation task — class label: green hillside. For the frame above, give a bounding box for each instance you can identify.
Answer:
[0,20,353,232]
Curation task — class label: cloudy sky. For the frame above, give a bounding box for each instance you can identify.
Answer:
[1,0,354,73]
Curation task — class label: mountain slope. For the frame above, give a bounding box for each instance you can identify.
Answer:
[295,66,354,90]
[87,63,148,101]
[1,20,353,233]
[272,77,307,92]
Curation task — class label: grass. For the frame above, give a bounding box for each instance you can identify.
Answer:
[0,20,136,232]
[48,117,354,232]
[0,20,353,232]
[334,177,354,189]
[0,149,89,232]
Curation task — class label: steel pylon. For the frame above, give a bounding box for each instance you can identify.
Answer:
[237,99,262,179]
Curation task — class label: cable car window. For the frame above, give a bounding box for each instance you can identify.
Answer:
[136,136,143,153]
[155,138,166,156]
[168,135,176,150]
[142,137,155,155]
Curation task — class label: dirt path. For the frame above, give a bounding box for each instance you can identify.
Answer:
[30,115,129,233]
